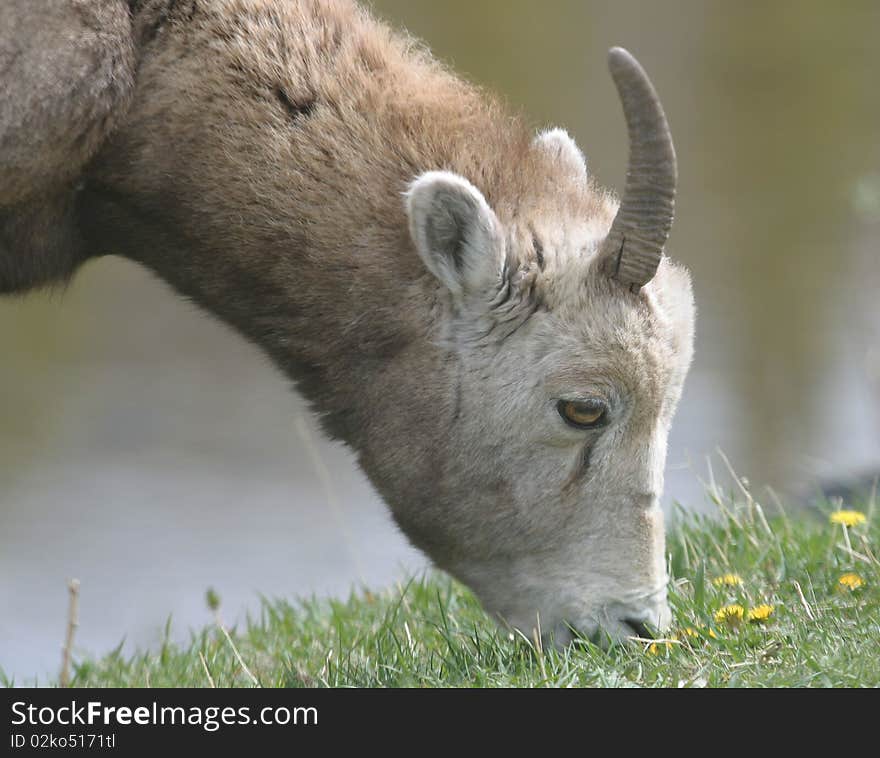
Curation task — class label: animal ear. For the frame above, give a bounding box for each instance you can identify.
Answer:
[406,171,504,297]
[534,128,588,179]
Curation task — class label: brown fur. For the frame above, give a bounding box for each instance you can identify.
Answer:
[1,0,694,641]
[0,0,135,291]
[69,0,603,439]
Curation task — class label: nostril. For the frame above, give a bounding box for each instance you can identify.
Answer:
[622,618,654,639]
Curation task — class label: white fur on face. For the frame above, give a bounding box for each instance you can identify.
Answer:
[405,180,694,644]
[398,156,694,645]
[448,251,693,643]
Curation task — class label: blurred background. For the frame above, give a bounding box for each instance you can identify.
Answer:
[2,0,879,681]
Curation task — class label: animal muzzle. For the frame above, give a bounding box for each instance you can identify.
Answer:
[545,592,673,649]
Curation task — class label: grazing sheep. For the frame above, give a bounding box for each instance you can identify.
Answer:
[0,0,695,643]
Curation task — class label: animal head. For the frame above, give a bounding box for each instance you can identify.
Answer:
[388,49,695,644]
[53,0,693,647]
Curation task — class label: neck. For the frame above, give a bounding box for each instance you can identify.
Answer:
[76,0,527,443]
[78,176,435,445]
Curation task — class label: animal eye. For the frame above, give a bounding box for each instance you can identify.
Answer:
[557,399,608,430]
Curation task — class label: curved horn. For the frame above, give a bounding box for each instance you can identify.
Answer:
[600,47,677,292]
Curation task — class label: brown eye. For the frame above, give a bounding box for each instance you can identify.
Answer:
[557,399,608,430]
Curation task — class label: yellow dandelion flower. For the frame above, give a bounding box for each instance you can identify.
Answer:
[647,641,673,655]
[714,604,745,624]
[829,510,866,527]
[838,572,864,591]
[747,604,774,622]
[693,623,718,639]
[672,627,700,645]
[712,573,743,587]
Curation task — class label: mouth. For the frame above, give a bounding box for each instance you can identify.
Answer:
[535,600,671,650]
[542,619,654,650]
[620,617,655,639]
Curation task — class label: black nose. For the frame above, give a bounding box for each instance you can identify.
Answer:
[622,618,654,639]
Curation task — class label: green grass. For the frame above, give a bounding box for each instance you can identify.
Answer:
[6,486,879,687]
